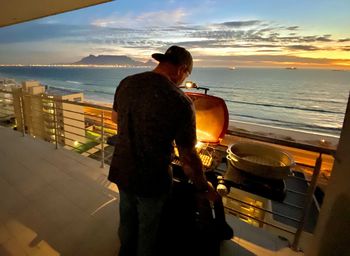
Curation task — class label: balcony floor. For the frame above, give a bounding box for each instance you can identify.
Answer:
[0,127,303,256]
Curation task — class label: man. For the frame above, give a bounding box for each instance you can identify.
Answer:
[108,45,218,256]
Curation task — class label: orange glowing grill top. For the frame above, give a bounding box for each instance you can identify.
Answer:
[185,92,229,144]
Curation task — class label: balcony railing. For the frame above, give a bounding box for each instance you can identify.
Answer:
[0,88,337,252]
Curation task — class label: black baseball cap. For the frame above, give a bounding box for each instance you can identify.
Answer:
[152,45,193,71]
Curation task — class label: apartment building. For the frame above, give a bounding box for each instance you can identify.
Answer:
[12,80,85,148]
[46,87,85,148]
[0,79,19,121]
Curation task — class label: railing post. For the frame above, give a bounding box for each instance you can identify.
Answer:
[53,100,59,149]
[100,111,105,168]
[292,153,323,251]
[19,94,26,136]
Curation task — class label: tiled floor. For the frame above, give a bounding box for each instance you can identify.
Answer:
[0,127,304,255]
[0,127,119,256]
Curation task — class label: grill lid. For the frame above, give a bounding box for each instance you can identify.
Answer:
[185,92,229,144]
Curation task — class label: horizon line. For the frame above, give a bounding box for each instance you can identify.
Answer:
[0,64,349,70]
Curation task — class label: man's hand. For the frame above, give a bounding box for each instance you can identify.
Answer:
[178,146,219,202]
[204,181,220,202]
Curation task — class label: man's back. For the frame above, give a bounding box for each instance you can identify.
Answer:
[109,71,196,196]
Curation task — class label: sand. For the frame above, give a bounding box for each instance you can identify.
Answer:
[228,120,339,149]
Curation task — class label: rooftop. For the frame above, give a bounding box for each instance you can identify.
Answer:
[0,126,303,256]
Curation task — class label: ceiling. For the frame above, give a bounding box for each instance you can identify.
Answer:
[0,0,113,28]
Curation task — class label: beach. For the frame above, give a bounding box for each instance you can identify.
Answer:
[228,120,339,148]
[84,98,339,149]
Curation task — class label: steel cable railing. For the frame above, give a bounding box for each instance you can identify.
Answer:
[0,88,336,251]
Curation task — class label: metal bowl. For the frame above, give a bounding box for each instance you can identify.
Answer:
[227,141,294,179]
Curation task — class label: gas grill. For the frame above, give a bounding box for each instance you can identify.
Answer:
[165,88,292,255]
[105,86,292,200]
[171,89,290,202]
[171,91,229,172]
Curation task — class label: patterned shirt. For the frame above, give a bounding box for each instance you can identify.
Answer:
[108,71,196,196]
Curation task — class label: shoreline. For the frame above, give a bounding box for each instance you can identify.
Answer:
[85,99,113,108]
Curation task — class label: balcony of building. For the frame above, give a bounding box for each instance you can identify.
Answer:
[1,88,342,255]
[0,126,305,256]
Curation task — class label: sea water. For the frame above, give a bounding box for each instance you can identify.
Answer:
[0,66,349,136]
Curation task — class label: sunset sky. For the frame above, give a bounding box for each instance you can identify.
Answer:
[0,0,350,68]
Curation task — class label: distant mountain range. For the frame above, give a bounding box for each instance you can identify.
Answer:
[73,54,156,66]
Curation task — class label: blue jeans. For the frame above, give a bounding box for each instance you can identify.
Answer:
[118,190,169,256]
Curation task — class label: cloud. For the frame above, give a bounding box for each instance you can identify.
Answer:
[300,36,318,42]
[91,9,188,29]
[286,45,320,51]
[186,21,337,48]
[0,22,87,43]
[1,13,348,67]
[218,20,262,28]
[255,49,281,52]
[165,25,202,31]
[255,28,276,35]
[195,54,350,67]
[299,35,333,43]
[286,26,299,30]
[338,38,350,42]
[342,46,350,51]
[316,35,333,42]
[1,17,336,52]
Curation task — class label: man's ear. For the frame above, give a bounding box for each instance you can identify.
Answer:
[178,64,186,75]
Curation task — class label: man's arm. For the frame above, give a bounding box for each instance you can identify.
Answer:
[178,146,207,190]
[178,146,218,201]
[175,99,218,201]
[111,110,118,124]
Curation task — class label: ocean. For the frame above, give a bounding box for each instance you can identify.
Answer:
[1,66,349,136]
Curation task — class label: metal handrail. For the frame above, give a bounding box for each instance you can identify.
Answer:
[285,189,307,197]
[52,100,59,149]
[0,88,337,155]
[100,111,105,168]
[54,105,97,118]
[227,129,336,155]
[0,107,14,112]
[292,154,322,250]
[60,128,93,141]
[280,201,304,210]
[57,134,102,151]
[0,96,14,100]
[225,207,295,235]
[0,88,335,251]
[225,195,301,223]
[58,139,103,155]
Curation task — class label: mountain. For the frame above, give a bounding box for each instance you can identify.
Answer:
[144,59,157,66]
[73,54,156,66]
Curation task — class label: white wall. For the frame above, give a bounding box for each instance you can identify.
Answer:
[307,94,350,256]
